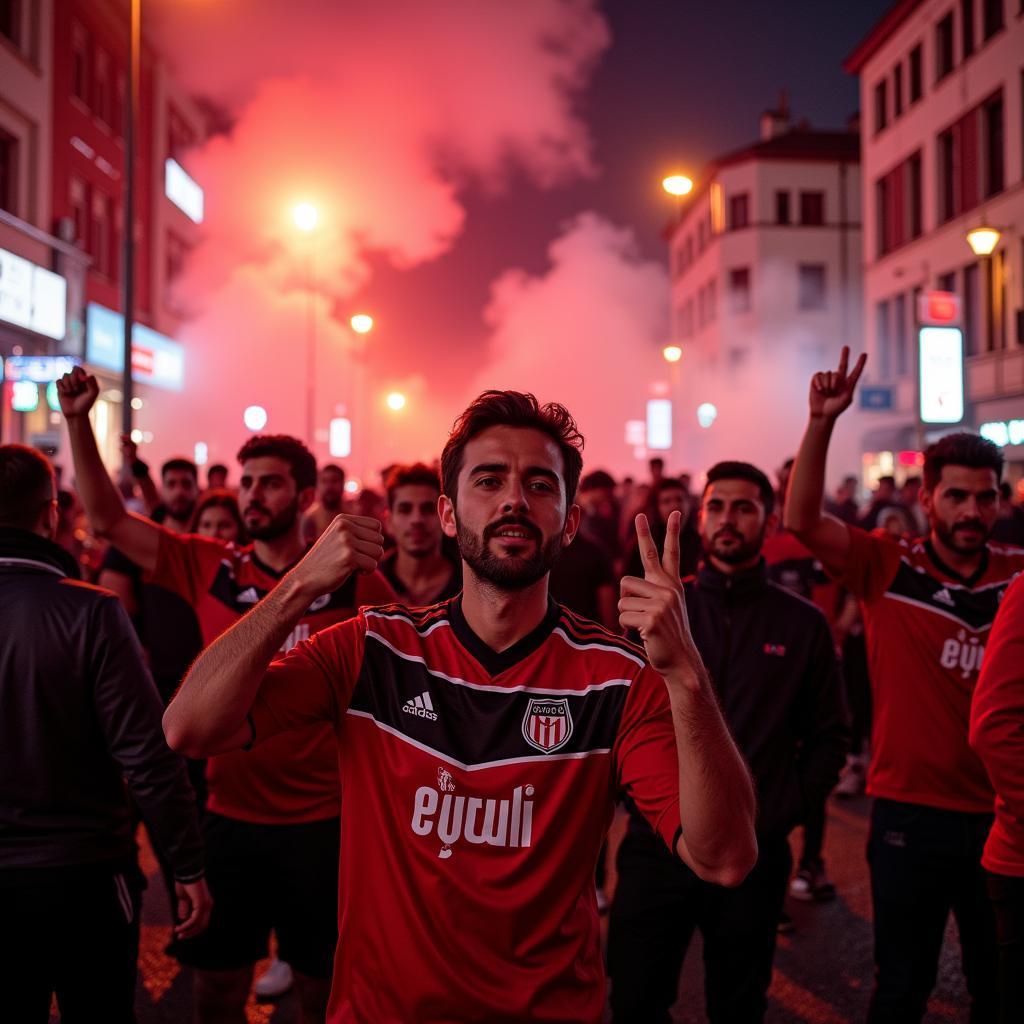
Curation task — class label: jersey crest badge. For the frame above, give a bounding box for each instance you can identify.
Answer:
[522,698,573,753]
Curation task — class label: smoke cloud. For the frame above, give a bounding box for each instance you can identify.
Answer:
[143,0,611,473]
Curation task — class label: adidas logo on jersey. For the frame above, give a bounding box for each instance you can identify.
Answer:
[933,587,955,607]
[402,692,438,722]
[237,587,260,604]
[411,774,535,859]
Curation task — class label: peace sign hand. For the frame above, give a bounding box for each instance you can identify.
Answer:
[809,345,867,421]
[619,511,699,683]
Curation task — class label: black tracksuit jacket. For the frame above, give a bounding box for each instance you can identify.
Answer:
[630,558,849,842]
[0,528,203,881]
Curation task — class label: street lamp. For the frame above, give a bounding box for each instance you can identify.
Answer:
[386,391,406,411]
[662,344,683,363]
[966,224,1001,256]
[662,174,694,197]
[120,0,141,441]
[350,313,374,334]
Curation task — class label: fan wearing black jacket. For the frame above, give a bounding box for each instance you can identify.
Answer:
[608,461,848,1023]
[0,444,211,1022]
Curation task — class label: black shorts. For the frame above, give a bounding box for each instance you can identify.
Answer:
[172,812,340,978]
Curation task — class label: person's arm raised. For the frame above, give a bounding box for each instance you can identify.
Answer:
[619,512,758,887]
[163,513,384,758]
[784,346,867,577]
[56,367,161,573]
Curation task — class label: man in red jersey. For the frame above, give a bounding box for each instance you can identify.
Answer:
[57,367,394,1023]
[971,572,1024,1024]
[785,347,1024,1023]
[164,390,758,1023]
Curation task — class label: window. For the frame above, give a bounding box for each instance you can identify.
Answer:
[961,0,975,57]
[963,262,980,356]
[938,128,956,222]
[707,279,717,323]
[876,300,892,378]
[0,128,17,215]
[684,298,694,339]
[875,176,890,256]
[982,91,1004,197]
[875,154,924,256]
[936,12,955,80]
[894,294,908,375]
[90,189,116,278]
[728,267,751,313]
[798,264,827,311]
[775,191,790,224]
[167,106,196,163]
[909,44,923,102]
[697,286,706,329]
[874,80,888,133]
[71,22,90,106]
[69,177,88,247]
[909,152,923,239]
[728,193,749,230]
[684,236,693,270]
[94,48,111,127]
[893,64,904,118]
[982,0,1003,38]
[1,0,22,49]
[799,191,825,226]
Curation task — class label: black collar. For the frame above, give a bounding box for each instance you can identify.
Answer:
[249,545,309,580]
[695,557,768,598]
[449,595,561,676]
[0,527,81,580]
[924,539,990,588]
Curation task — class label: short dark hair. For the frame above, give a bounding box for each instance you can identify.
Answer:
[923,432,1003,490]
[440,391,584,505]
[320,463,345,479]
[0,444,56,530]
[878,475,896,488]
[189,488,249,544]
[236,434,317,492]
[649,457,664,470]
[207,463,228,479]
[385,462,441,508]
[580,469,616,492]
[161,457,198,481]
[703,461,775,515]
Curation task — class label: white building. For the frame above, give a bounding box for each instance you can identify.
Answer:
[846,0,1024,487]
[667,101,864,485]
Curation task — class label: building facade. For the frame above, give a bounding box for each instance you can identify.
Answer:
[846,0,1024,486]
[667,103,864,485]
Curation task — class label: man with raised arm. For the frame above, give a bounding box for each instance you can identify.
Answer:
[56,367,394,1024]
[785,347,1024,1023]
[163,389,758,1023]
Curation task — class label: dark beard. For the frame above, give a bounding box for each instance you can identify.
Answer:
[457,516,564,591]
[704,527,765,565]
[245,501,299,541]
[932,517,990,553]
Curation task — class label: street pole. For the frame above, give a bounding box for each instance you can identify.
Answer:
[306,246,316,449]
[121,0,140,439]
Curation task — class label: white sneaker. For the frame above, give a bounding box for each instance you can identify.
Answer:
[834,756,865,798]
[254,958,294,999]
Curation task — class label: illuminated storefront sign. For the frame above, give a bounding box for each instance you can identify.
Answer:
[918,326,964,425]
[0,249,67,340]
[329,417,352,457]
[646,399,672,450]
[86,303,185,391]
[3,354,79,382]
[980,419,1024,448]
[165,159,204,224]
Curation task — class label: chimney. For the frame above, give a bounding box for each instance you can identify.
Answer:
[760,89,791,141]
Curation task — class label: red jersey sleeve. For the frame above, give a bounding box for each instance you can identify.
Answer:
[835,525,903,603]
[354,570,397,607]
[146,529,227,604]
[614,665,681,851]
[970,574,1024,817]
[250,612,368,745]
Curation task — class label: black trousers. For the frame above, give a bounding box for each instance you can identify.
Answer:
[608,829,791,1023]
[987,871,1024,1024]
[867,798,997,1023]
[0,859,146,1023]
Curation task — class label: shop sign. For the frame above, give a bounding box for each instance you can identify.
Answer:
[919,327,964,425]
[86,303,185,391]
[979,419,1024,448]
[3,355,79,383]
[0,249,67,340]
[646,399,672,450]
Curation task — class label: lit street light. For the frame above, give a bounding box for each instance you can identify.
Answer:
[386,391,406,411]
[293,202,319,233]
[662,344,683,363]
[350,313,374,334]
[662,174,694,197]
[966,224,1001,257]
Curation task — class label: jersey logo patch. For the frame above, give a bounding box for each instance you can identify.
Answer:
[522,698,573,753]
[403,691,438,722]
[237,586,260,604]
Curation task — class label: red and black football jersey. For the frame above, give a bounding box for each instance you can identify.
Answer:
[249,598,682,1023]
[147,530,394,824]
[839,526,1024,812]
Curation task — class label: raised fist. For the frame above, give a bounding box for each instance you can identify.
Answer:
[290,513,384,597]
[809,346,867,421]
[56,366,100,420]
